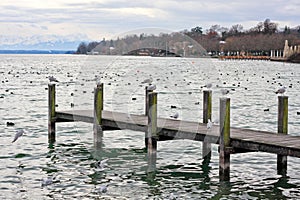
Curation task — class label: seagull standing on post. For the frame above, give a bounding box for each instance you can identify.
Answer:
[221,89,229,96]
[49,76,59,82]
[275,86,286,95]
[147,84,156,91]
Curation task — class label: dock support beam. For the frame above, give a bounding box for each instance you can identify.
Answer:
[219,97,230,181]
[277,96,288,176]
[203,90,212,159]
[146,92,158,172]
[94,83,104,146]
[48,83,56,143]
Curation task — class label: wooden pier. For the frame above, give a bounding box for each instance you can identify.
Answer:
[48,83,300,182]
[219,55,270,60]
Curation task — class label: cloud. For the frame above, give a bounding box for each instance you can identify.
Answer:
[0,0,299,44]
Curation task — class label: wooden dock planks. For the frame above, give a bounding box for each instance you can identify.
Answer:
[56,109,300,158]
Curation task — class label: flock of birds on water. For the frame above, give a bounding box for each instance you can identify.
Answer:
[2,61,297,198]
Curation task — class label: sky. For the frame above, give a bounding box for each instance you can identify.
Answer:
[0,0,300,47]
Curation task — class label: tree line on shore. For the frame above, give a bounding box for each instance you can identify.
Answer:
[76,19,300,56]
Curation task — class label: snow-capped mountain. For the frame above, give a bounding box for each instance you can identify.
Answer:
[0,34,89,50]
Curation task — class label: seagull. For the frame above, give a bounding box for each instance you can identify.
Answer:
[96,159,108,171]
[41,177,53,187]
[275,86,286,95]
[48,76,59,82]
[207,119,213,129]
[168,193,176,200]
[96,185,108,193]
[96,79,101,86]
[12,129,25,143]
[147,84,156,91]
[170,112,179,119]
[221,89,229,96]
[94,75,101,86]
[204,83,212,89]
[41,174,59,187]
[141,78,153,84]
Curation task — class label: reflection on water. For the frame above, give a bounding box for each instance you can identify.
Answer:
[1,55,300,199]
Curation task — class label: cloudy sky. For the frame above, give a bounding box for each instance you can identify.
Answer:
[1,0,299,44]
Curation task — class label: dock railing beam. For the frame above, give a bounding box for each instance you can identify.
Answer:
[219,97,231,181]
[146,92,158,172]
[277,95,288,176]
[203,90,212,159]
[48,83,56,143]
[93,83,104,145]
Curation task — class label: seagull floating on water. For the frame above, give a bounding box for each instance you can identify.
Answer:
[141,78,153,84]
[170,112,179,119]
[41,177,53,187]
[167,193,176,200]
[275,86,286,95]
[96,184,108,193]
[12,129,25,143]
[48,76,59,82]
[96,159,108,171]
[204,83,212,89]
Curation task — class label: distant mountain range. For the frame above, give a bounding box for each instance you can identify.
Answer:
[0,34,89,53]
[0,50,75,54]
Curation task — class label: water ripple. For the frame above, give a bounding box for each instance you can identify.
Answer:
[1,55,300,199]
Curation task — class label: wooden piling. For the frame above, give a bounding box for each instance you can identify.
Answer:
[93,83,104,145]
[146,92,158,149]
[48,83,56,143]
[146,92,158,172]
[277,96,288,176]
[203,90,212,158]
[145,86,153,115]
[145,86,153,147]
[219,97,230,181]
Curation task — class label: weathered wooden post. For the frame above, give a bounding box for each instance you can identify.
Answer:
[145,86,153,115]
[145,86,153,146]
[94,83,104,145]
[277,95,288,176]
[219,97,230,181]
[146,92,158,172]
[147,92,158,150]
[203,90,212,159]
[48,83,56,143]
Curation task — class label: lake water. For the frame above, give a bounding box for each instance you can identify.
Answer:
[1,54,300,199]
